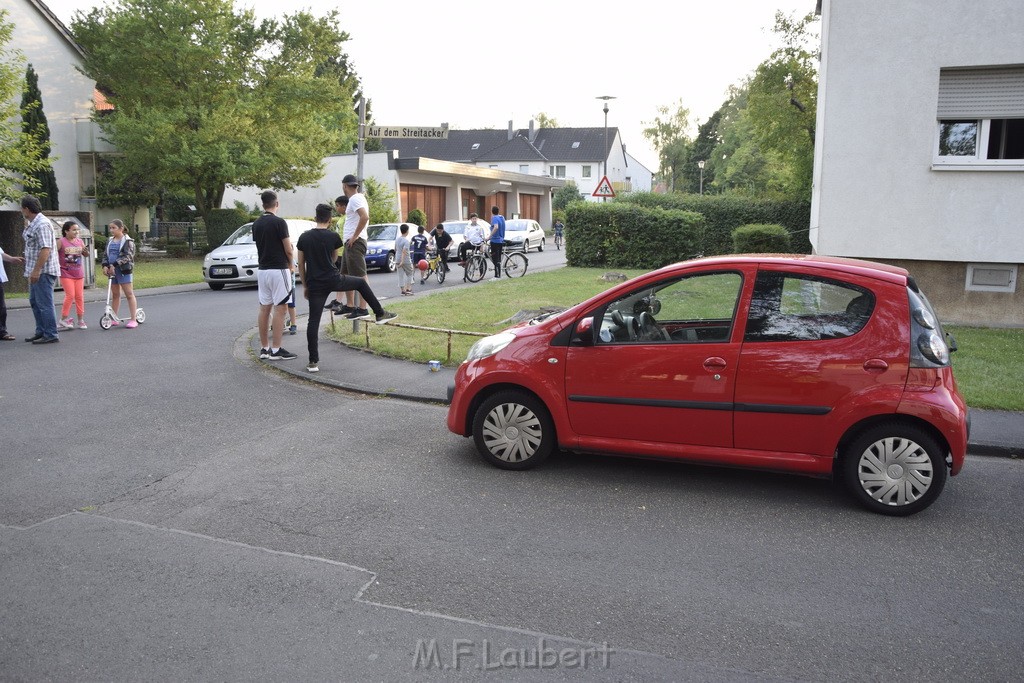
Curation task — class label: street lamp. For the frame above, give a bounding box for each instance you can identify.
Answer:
[596,95,616,202]
[697,160,705,195]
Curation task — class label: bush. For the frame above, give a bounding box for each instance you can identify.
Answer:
[732,224,792,253]
[406,208,427,228]
[620,192,811,256]
[92,233,107,256]
[206,208,248,249]
[166,243,191,258]
[565,202,703,269]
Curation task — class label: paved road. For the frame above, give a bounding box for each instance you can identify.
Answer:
[1,265,1022,681]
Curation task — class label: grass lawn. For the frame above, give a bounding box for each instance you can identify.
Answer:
[6,256,206,298]
[328,267,1024,412]
[130,256,206,289]
[946,326,1024,411]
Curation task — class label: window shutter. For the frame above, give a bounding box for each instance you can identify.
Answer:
[937,67,1024,119]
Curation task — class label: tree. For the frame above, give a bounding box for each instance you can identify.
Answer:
[742,11,819,199]
[533,112,559,128]
[363,177,398,224]
[0,11,51,203]
[72,0,359,224]
[553,180,582,211]
[20,64,58,209]
[95,156,161,229]
[642,100,693,193]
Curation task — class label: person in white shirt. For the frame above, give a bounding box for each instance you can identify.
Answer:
[458,213,488,264]
[339,174,370,319]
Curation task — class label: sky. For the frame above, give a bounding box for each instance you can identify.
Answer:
[42,0,817,172]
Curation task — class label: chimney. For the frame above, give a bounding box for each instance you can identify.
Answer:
[528,119,536,143]
[508,120,514,141]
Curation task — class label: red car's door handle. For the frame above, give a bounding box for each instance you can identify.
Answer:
[703,357,727,371]
[863,358,889,372]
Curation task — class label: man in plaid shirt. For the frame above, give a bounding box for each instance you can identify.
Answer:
[21,195,61,344]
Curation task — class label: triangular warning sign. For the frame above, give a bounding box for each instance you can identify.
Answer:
[592,175,616,198]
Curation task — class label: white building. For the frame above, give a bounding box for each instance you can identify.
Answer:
[2,0,93,213]
[811,0,1024,325]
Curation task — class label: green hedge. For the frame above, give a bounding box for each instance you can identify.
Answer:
[733,224,791,253]
[620,192,811,256]
[206,208,249,249]
[565,202,704,269]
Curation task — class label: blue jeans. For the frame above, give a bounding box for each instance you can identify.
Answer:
[29,272,58,339]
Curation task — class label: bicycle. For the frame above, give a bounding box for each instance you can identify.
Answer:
[463,244,489,283]
[464,244,528,282]
[420,247,448,285]
[553,230,563,250]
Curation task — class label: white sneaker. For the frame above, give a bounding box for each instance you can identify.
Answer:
[77,320,88,329]
[57,317,74,330]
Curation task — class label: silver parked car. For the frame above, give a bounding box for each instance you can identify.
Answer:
[503,219,545,252]
[203,219,316,290]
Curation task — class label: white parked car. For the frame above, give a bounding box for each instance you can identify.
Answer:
[203,219,316,290]
[503,219,545,252]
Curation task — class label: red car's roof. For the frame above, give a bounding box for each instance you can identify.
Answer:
[674,254,910,285]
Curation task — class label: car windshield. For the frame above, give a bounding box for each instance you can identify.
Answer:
[367,225,397,241]
[223,223,255,246]
[443,222,467,235]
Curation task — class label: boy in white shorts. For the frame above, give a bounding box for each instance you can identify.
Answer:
[253,190,297,360]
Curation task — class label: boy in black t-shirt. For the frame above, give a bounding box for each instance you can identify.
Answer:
[253,190,296,360]
[410,225,429,271]
[296,203,397,373]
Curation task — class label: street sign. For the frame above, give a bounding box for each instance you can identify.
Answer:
[366,125,449,139]
[592,175,616,198]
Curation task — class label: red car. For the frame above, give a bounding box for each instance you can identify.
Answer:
[446,255,968,516]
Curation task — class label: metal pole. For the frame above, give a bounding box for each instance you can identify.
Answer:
[603,104,608,203]
[596,95,615,204]
[356,96,366,187]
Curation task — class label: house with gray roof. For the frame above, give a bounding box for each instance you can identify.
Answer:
[383,121,653,201]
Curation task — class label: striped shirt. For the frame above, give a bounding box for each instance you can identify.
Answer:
[23,213,60,277]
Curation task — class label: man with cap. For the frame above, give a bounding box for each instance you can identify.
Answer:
[339,174,371,319]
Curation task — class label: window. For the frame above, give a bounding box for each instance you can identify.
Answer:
[471,143,480,150]
[572,142,581,149]
[965,263,1018,293]
[519,164,529,174]
[744,272,874,342]
[596,272,742,344]
[935,66,1024,168]
[549,165,566,178]
[582,165,592,178]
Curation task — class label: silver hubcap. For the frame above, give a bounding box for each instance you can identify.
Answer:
[482,402,543,463]
[857,436,934,506]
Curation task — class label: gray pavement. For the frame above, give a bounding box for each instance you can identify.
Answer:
[8,281,1022,457]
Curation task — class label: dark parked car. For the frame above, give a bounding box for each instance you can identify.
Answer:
[364,223,400,272]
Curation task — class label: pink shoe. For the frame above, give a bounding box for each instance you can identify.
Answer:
[125,320,138,329]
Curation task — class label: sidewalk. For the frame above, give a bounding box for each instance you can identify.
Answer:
[258,316,1023,459]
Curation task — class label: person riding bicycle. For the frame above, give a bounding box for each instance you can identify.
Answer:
[458,213,488,264]
[553,219,564,245]
[428,223,452,273]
